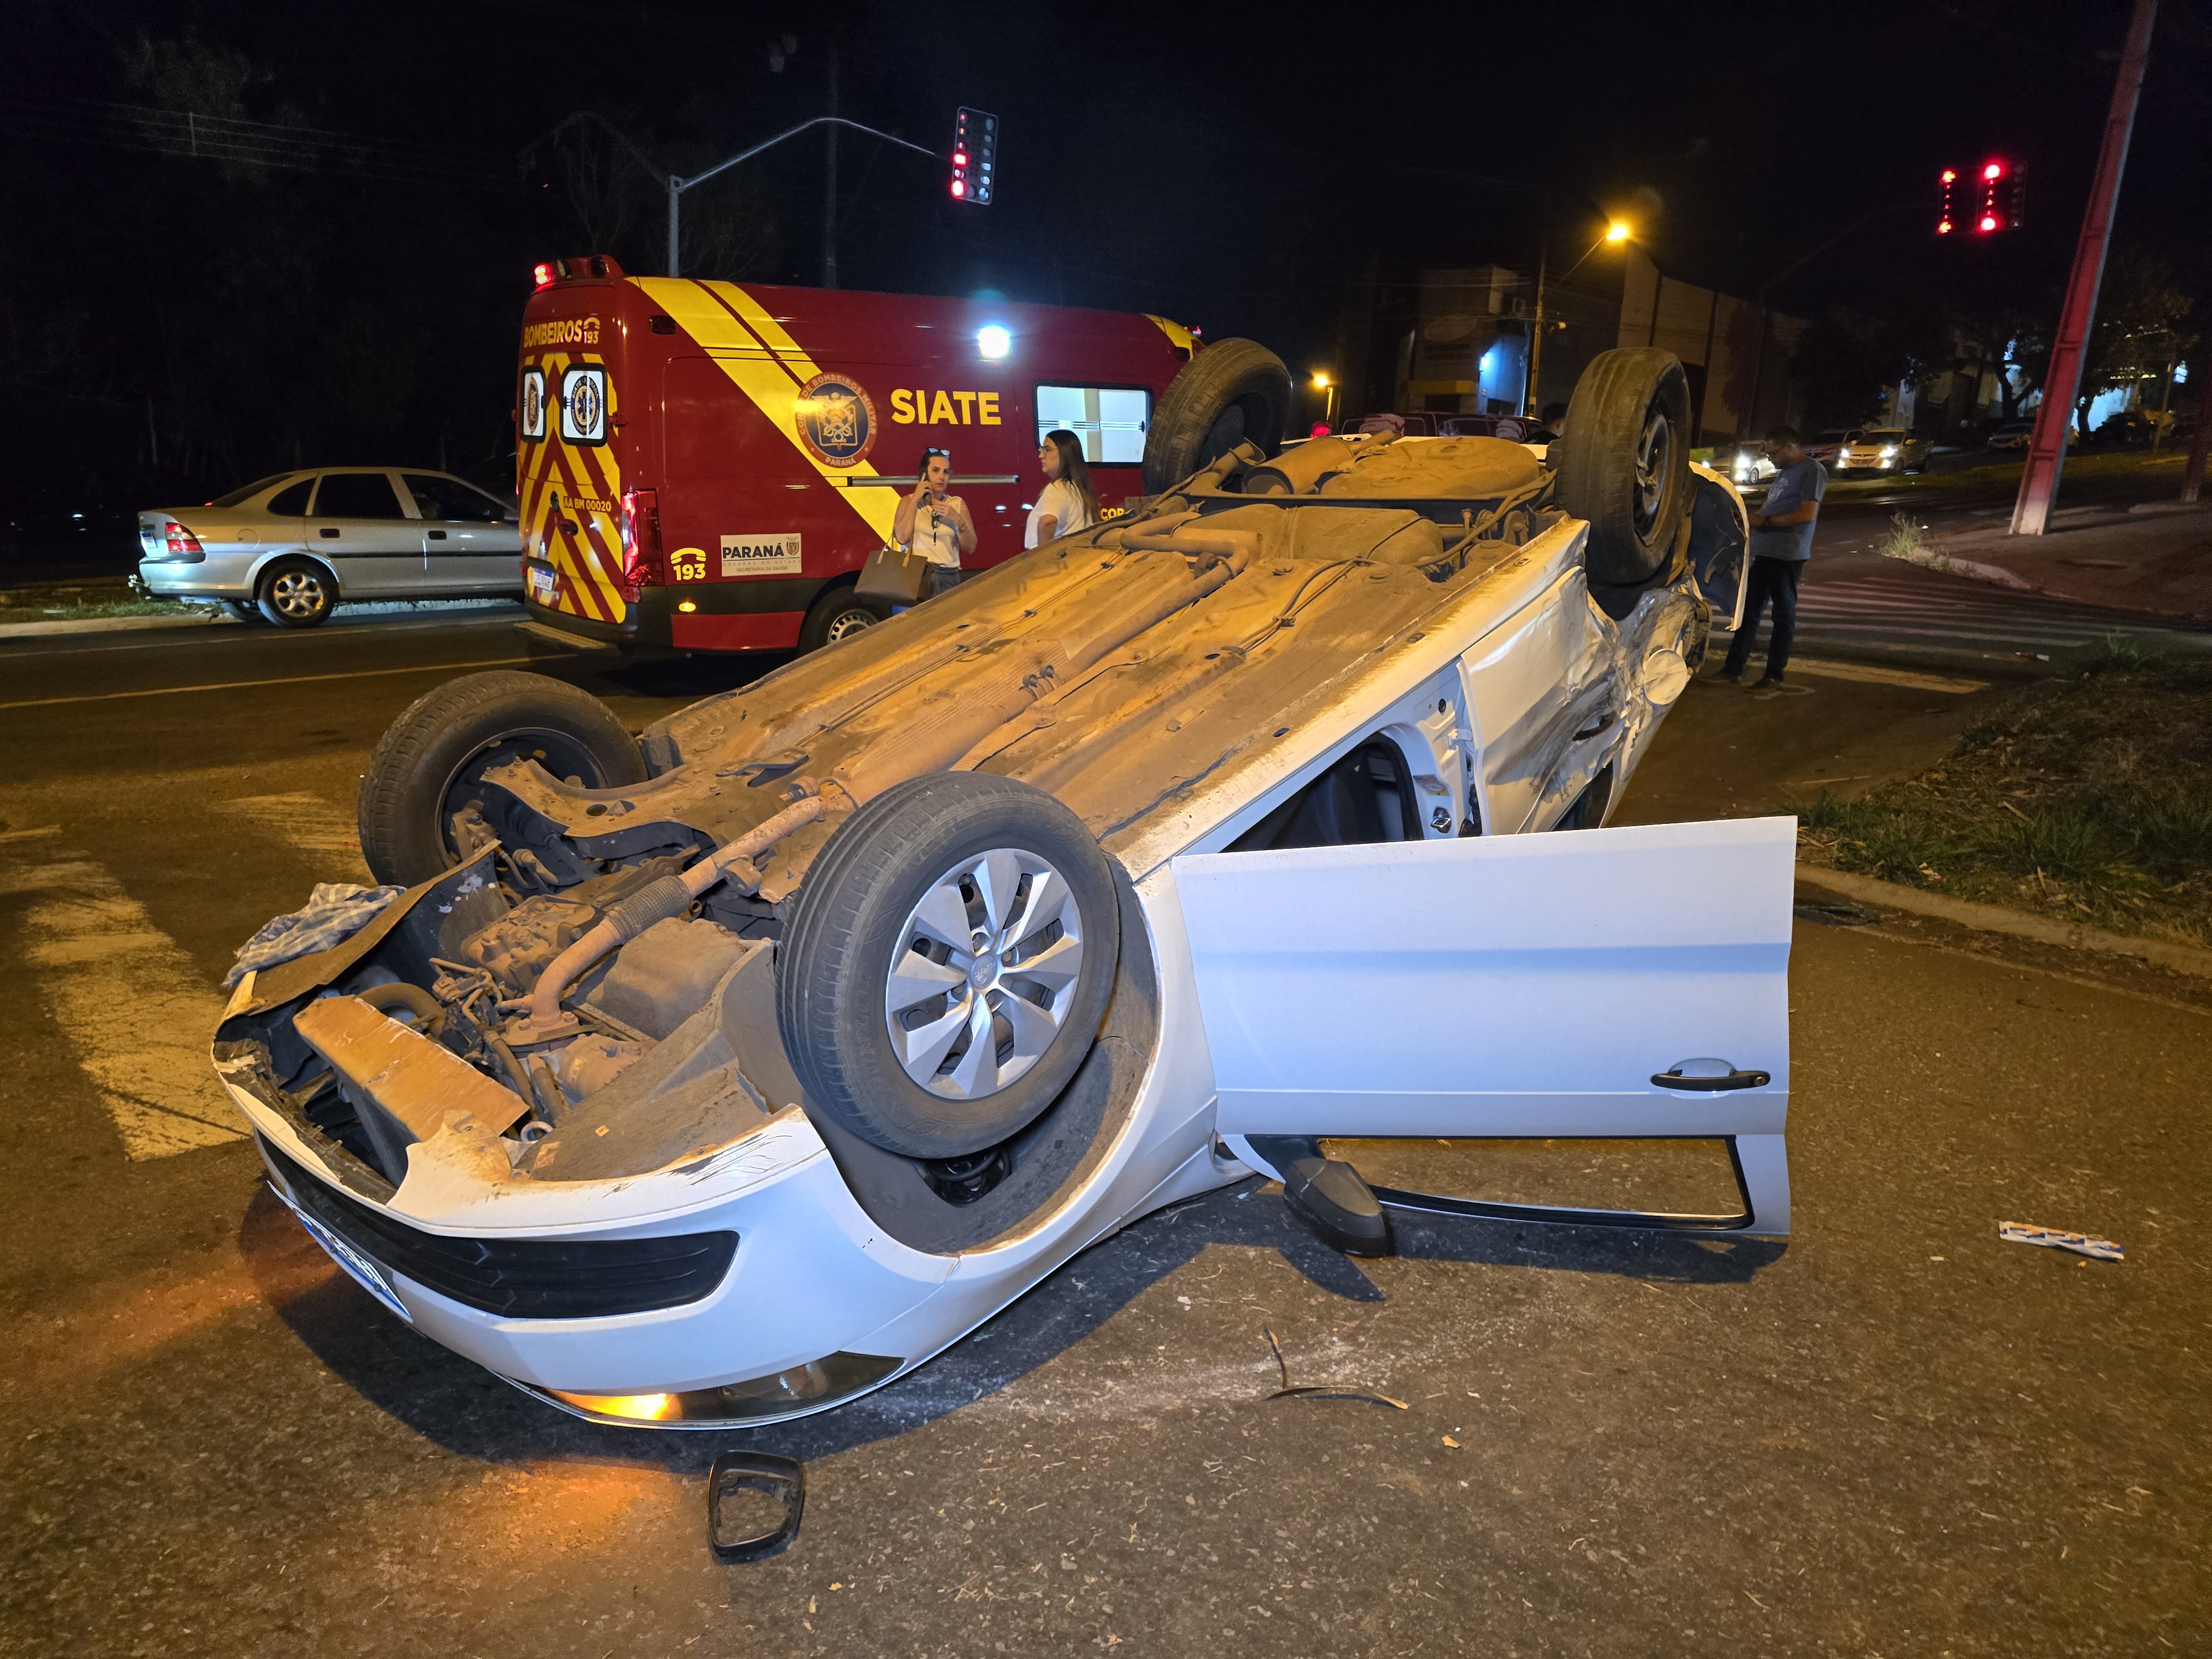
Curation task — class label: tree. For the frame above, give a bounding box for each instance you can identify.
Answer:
[1789,306,1912,427]
[2072,249,2196,440]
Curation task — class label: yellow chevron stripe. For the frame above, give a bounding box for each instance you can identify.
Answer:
[526,349,629,621]
[1144,313,1196,356]
[630,277,900,545]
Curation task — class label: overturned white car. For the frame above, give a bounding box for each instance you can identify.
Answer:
[213,346,1794,1429]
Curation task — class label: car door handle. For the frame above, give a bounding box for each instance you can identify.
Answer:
[1651,1062,1771,1092]
[319,526,341,538]
[426,529,447,540]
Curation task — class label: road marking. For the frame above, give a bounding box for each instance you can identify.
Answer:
[0,824,62,843]
[221,793,371,880]
[0,656,532,713]
[1785,658,1989,694]
[5,854,247,1159]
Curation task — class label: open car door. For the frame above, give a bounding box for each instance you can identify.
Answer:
[1171,817,1794,1237]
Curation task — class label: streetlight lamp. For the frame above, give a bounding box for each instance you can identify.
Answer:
[1311,372,1339,431]
[1525,220,1634,418]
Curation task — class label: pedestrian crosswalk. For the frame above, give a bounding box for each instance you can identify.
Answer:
[1717,567,2211,661]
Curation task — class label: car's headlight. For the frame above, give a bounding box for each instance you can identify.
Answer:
[1879,446,1898,459]
[1837,447,1853,462]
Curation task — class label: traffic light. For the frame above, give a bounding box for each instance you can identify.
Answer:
[951,107,997,205]
[1939,158,2026,236]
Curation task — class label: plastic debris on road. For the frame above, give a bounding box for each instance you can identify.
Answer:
[224,882,405,987]
[1999,1220,2124,1261]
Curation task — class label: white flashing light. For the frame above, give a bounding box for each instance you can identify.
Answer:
[977,325,1011,359]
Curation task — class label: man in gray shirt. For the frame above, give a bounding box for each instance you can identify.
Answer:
[1720,425,1827,687]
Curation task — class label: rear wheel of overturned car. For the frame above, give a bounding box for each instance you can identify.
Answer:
[1554,347,1694,587]
[1141,338,1293,496]
[356,670,648,887]
[798,582,881,653]
[256,557,336,628]
[778,773,1122,1160]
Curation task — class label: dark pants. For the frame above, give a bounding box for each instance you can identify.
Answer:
[927,566,964,598]
[1723,556,1803,680]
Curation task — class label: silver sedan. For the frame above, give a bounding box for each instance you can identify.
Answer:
[138,468,523,628]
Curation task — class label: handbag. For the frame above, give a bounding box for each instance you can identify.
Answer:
[855,544,931,606]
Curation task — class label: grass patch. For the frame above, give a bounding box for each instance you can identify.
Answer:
[1877,510,1928,562]
[1787,653,2212,945]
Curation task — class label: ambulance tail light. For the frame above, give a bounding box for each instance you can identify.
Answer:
[618,488,660,594]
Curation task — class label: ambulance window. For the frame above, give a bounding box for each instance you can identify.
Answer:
[265,478,314,517]
[310,472,407,520]
[1035,385,1150,466]
[404,474,512,523]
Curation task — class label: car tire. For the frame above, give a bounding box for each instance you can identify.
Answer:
[1142,338,1292,496]
[798,582,881,653]
[1553,347,1694,586]
[778,773,1122,1160]
[256,557,336,628]
[357,670,648,886]
[220,599,264,625]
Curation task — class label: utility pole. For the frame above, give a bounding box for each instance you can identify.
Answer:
[2010,0,2157,536]
[822,39,839,289]
[1522,246,1548,418]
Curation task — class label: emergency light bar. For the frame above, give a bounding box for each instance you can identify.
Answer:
[533,254,628,289]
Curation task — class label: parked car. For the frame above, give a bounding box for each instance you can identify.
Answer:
[211,346,1792,1432]
[1986,421,2036,450]
[1805,429,1858,466]
[137,468,522,628]
[1721,444,1777,493]
[1832,428,1932,474]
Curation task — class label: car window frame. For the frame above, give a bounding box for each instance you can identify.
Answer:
[307,469,418,522]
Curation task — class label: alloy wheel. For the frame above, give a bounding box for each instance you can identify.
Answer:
[882,848,1087,1100]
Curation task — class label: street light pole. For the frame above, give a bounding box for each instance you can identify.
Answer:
[1522,245,1548,418]
[665,115,937,278]
[2011,0,2157,535]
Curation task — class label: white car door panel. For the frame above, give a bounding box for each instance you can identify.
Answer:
[1171,816,1794,1229]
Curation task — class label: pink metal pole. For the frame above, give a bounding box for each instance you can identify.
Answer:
[2010,0,2158,536]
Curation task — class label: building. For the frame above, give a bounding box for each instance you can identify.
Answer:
[1327,247,1806,445]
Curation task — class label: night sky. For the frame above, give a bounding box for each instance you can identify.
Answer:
[6,0,2205,505]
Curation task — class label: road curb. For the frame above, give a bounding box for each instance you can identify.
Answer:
[0,612,222,641]
[1881,545,2040,591]
[1794,863,2212,980]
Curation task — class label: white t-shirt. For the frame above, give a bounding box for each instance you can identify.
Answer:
[1024,478,1093,549]
[909,494,966,569]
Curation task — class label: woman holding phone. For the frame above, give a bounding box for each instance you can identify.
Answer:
[893,447,976,597]
[1026,429,1099,549]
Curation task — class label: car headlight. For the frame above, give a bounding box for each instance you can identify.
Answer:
[1879,446,1898,459]
[1837,447,1853,462]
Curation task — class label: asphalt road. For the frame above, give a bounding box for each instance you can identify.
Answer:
[1,605,2206,1658]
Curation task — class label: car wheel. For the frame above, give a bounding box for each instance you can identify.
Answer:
[356,670,648,886]
[798,583,881,653]
[778,773,1122,1159]
[1553,347,1694,587]
[1142,338,1292,496]
[256,558,336,628]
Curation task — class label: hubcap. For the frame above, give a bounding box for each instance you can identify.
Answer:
[823,607,874,644]
[1632,404,1673,536]
[883,848,1086,1100]
[271,570,326,618]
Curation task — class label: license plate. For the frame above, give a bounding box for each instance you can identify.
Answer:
[528,564,557,600]
[270,1180,414,1323]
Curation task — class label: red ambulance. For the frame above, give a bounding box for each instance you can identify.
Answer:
[515,255,1201,654]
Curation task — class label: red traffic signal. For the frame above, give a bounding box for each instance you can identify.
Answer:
[1938,158,2026,236]
[951,107,997,206]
